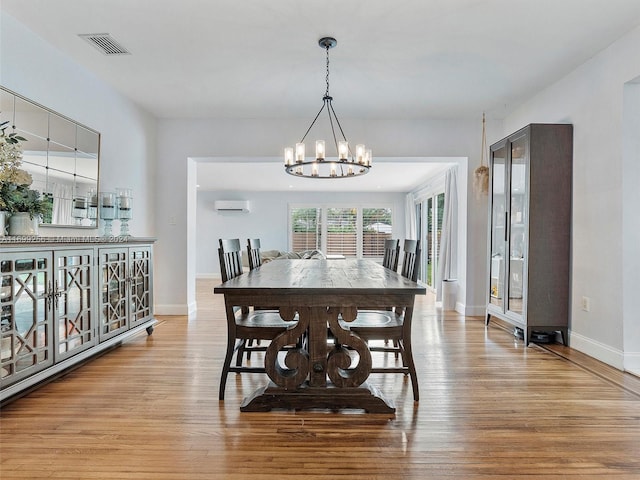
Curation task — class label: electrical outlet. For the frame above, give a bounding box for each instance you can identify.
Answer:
[169,215,177,225]
[581,296,591,312]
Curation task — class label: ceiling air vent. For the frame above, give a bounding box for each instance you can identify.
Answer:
[79,33,131,55]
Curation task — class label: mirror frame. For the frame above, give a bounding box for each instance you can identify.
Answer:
[1,86,100,229]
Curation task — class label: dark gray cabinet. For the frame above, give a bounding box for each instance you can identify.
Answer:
[486,124,572,345]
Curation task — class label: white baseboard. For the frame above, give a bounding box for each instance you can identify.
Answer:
[460,303,486,317]
[624,352,640,376]
[569,331,624,370]
[154,304,190,316]
[196,273,220,280]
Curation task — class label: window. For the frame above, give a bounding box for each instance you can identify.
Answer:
[420,192,444,288]
[362,208,393,257]
[291,207,321,251]
[326,208,357,256]
[290,206,393,258]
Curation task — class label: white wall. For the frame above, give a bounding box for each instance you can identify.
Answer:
[196,190,406,277]
[0,14,157,238]
[156,118,494,317]
[502,25,640,370]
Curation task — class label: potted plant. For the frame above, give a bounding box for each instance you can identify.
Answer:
[0,120,51,235]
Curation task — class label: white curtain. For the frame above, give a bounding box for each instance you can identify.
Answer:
[436,167,458,301]
[51,183,73,225]
[405,192,417,240]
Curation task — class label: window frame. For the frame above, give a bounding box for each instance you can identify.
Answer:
[288,203,394,260]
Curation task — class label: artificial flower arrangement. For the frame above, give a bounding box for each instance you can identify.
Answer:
[0,120,51,219]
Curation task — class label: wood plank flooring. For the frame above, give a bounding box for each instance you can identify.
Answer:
[1,279,639,479]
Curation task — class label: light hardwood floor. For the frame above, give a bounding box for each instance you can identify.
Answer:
[1,279,639,479]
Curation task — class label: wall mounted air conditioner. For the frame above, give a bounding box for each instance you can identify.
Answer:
[214,200,250,212]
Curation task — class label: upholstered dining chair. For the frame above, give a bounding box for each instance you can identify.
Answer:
[217,238,295,400]
[345,239,422,401]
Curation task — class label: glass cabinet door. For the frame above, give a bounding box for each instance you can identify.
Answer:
[54,250,95,361]
[489,145,507,309]
[129,247,152,328]
[99,249,129,341]
[0,253,53,386]
[507,136,527,316]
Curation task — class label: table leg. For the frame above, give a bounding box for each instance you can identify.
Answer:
[240,305,395,414]
[308,306,329,387]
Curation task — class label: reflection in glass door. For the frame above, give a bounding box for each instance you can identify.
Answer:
[508,136,527,315]
[489,146,506,309]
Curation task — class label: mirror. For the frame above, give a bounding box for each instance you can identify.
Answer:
[0,86,100,228]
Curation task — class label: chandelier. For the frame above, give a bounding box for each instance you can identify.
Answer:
[284,37,372,179]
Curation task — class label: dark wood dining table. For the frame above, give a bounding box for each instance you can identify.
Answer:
[214,258,426,413]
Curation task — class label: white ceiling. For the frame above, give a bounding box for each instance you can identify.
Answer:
[3,0,640,192]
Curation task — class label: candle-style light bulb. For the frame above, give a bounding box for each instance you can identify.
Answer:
[295,143,305,163]
[338,141,348,160]
[356,144,365,164]
[316,140,325,161]
[284,147,294,166]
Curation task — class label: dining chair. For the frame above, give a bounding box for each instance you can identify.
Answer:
[382,238,400,271]
[246,238,262,270]
[400,239,421,282]
[218,238,295,400]
[219,238,244,282]
[345,239,422,401]
[245,238,278,357]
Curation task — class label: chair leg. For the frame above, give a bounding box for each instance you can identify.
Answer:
[400,339,419,402]
[245,338,254,361]
[219,336,238,400]
[235,339,247,367]
[245,339,262,361]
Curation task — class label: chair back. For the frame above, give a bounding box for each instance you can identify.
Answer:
[218,238,243,282]
[400,239,421,282]
[246,238,262,271]
[381,239,400,271]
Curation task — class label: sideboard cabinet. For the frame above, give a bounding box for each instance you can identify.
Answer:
[485,124,572,345]
[1,238,156,403]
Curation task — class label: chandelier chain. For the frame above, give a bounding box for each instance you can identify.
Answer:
[325,44,331,97]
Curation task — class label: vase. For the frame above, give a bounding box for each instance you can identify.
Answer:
[8,212,40,236]
[0,211,7,237]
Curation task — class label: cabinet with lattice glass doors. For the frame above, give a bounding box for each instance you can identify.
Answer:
[1,248,96,386]
[1,239,155,403]
[98,246,153,341]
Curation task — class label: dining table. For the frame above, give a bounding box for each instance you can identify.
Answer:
[213,258,426,413]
